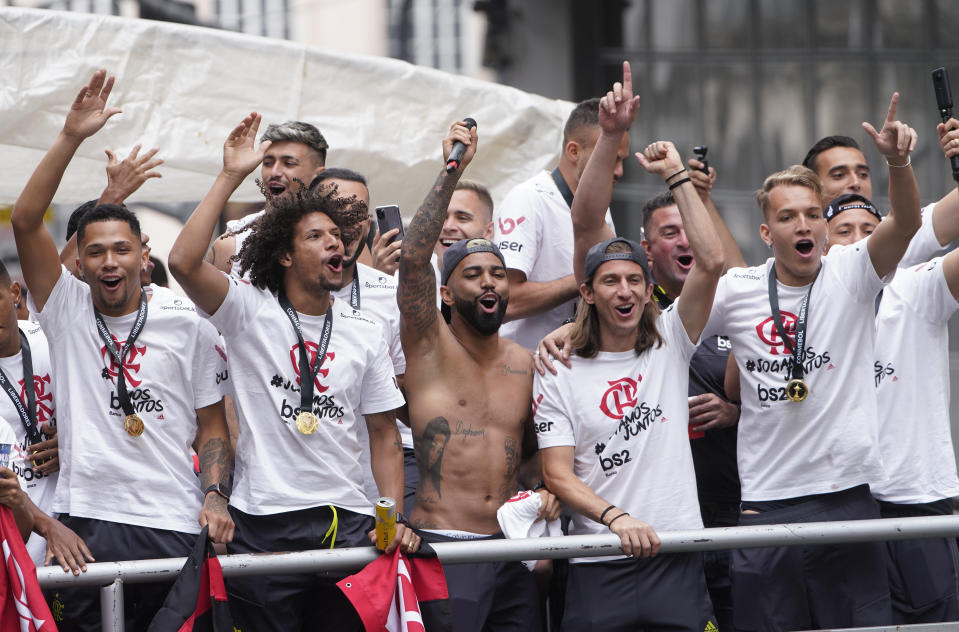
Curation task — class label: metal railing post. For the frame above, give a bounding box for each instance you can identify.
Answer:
[100,578,124,632]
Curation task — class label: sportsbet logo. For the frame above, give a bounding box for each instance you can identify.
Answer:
[755,311,797,355]
[599,376,641,419]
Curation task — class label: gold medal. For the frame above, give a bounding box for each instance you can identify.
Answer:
[786,378,809,402]
[296,411,319,435]
[124,413,145,437]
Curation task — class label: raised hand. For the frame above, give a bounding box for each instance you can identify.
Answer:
[100,145,164,205]
[937,117,959,159]
[441,120,478,169]
[635,141,684,180]
[599,60,640,135]
[862,93,917,159]
[62,69,122,140]
[223,112,272,180]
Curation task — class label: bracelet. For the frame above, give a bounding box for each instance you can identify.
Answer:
[599,505,616,525]
[665,168,687,182]
[562,317,576,325]
[607,512,629,527]
[886,156,912,168]
[668,177,692,190]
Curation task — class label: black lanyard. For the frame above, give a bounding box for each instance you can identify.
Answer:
[94,292,148,418]
[278,293,333,414]
[350,269,360,310]
[550,167,574,209]
[0,330,41,445]
[768,264,818,382]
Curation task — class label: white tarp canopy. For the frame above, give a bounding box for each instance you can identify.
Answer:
[0,7,572,216]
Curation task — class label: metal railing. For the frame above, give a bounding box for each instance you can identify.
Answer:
[35,515,959,631]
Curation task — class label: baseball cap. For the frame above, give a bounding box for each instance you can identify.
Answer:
[824,193,882,223]
[440,238,506,285]
[584,237,653,282]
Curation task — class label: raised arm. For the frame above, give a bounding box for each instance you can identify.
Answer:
[168,113,271,315]
[688,159,747,269]
[397,121,476,350]
[862,93,920,278]
[12,69,121,311]
[571,61,639,284]
[929,118,959,245]
[637,142,724,342]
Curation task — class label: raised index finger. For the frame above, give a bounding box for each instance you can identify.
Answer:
[622,60,632,98]
[884,92,900,124]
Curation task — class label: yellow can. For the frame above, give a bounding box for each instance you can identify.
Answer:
[375,497,397,551]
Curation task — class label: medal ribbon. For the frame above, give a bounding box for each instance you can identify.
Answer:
[94,292,149,419]
[768,264,819,383]
[350,269,360,310]
[278,293,333,415]
[550,167,574,209]
[0,330,42,444]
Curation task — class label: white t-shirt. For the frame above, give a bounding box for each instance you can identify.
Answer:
[204,277,405,516]
[533,305,703,563]
[900,203,944,269]
[35,268,228,533]
[333,262,408,502]
[0,322,57,565]
[702,243,888,501]
[494,170,616,350]
[871,258,959,502]
[226,209,266,277]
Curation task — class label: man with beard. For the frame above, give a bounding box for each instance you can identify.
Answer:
[398,121,558,631]
[169,112,416,632]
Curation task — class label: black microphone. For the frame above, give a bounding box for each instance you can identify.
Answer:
[932,67,959,182]
[446,118,477,173]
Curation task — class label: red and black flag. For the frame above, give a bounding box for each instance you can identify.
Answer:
[0,506,57,632]
[147,526,233,632]
[338,545,451,632]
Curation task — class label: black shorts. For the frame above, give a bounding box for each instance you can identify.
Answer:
[46,515,194,632]
[226,504,374,632]
[879,498,959,624]
[417,530,540,632]
[561,552,716,632]
[732,485,891,631]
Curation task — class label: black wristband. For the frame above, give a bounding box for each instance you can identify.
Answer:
[599,504,616,525]
[607,512,629,527]
[668,177,692,190]
[665,168,687,182]
[562,317,576,325]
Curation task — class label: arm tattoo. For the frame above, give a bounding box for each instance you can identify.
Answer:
[500,436,520,502]
[198,436,231,488]
[413,416,451,498]
[398,170,461,335]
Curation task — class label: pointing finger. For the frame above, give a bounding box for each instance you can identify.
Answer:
[884,92,900,124]
[622,60,632,98]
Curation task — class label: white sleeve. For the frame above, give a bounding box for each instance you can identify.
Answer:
[899,203,944,269]
[900,258,959,323]
[828,239,889,302]
[532,370,575,449]
[191,321,229,409]
[699,273,730,339]
[33,266,90,340]
[203,276,268,337]
[388,324,406,375]
[493,188,541,276]
[657,303,698,361]
[358,329,406,415]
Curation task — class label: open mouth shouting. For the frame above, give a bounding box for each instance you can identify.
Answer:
[613,303,636,319]
[439,238,459,250]
[267,180,287,197]
[326,254,343,274]
[477,292,500,313]
[101,275,124,292]
[794,238,816,260]
[676,254,694,272]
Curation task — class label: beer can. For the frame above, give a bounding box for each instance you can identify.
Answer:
[374,497,397,551]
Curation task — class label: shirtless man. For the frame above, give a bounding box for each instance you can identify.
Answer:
[397,121,558,631]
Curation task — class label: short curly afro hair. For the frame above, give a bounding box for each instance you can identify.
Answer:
[232,181,368,293]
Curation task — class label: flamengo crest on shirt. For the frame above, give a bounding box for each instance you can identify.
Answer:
[268,347,345,425]
[99,336,166,415]
[755,311,797,355]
